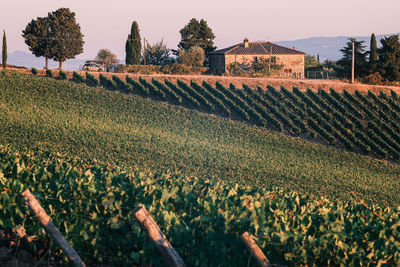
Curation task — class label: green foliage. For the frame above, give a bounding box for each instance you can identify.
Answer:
[112,75,130,92]
[45,69,52,77]
[22,16,53,69]
[99,73,116,90]
[72,71,85,83]
[305,54,322,69]
[95,49,118,71]
[337,38,368,78]
[143,39,171,66]
[125,21,141,65]
[177,18,216,57]
[1,73,400,206]
[2,30,7,69]
[47,8,84,69]
[85,72,99,86]
[126,76,148,96]
[1,145,400,266]
[378,34,400,81]
[31,68,38,75]
[369,33,379,73]
[178,46,204,67]
[59,70,67,80]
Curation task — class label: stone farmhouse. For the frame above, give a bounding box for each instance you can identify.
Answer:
[208,38,305,78]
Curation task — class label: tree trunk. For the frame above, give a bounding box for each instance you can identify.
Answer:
[45,57,49,69]
[59,60,63,70]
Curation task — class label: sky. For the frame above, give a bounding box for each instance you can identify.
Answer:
[1,0,400,60]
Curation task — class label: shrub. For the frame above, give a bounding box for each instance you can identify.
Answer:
[72,71,85,83]
[85,72,99,86]
[178,46,204,67]
[59,70,67,80]
[112,75,130,92]
[99,74,117,90]
[114,64,127,73]
[126,64,161,74]
[45,69,53,78]
[31,68,38,75]
[364,72,384,85]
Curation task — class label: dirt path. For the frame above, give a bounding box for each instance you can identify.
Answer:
[8,67,400,95]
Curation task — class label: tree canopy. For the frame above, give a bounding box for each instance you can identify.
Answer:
[22,17,53,69]
[178,46,204,67]
[22,8,84,70]
[177,18,215,65]
[378,35,400,81]
[337,38,367,78]
[143,39,171,66]
[125,21,141,65]
[95,49,118,71]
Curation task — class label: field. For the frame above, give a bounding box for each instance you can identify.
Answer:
[0,72,400,205]
[1,71,400,265]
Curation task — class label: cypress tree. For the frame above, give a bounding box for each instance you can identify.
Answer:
[370,33,378,63]
[125,21,141,65]
[2,30,7,69]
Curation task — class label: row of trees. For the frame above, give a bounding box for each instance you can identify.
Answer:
[22,8,84,69]
[339,34,400,82]
[124,18,216,68]
[306,34,400,83]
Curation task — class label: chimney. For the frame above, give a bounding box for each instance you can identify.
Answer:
[243,38,249,48]
[293,47,296,50]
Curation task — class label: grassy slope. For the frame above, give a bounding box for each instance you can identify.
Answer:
[0,72,399,205]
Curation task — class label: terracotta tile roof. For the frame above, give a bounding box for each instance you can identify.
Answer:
[209,41,305,55]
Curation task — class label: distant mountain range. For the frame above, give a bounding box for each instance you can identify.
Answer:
[276,33,399,61]
[2,33,399,70]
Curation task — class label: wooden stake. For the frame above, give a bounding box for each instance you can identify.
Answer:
[21,189,86,267]
[241,232,271,267]
[134,206,186,267]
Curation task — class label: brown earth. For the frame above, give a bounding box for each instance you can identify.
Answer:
[7,67,400,95]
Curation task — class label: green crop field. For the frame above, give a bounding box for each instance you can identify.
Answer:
[0,72,400,206]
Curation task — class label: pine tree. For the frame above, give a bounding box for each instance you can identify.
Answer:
[125,21,141,65]
[368,33,378,73]
[378,35,400,81]
[337,38,367,78]
[2,30,6,69]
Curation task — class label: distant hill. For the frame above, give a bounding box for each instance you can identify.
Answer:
[1,50,87,70]
[275,33,399,61]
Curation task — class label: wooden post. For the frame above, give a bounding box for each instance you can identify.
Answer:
[134,207,186,267]
[241,232,271,267]
[21,189,85,267]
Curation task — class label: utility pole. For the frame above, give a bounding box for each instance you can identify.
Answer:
[351,41,355,84]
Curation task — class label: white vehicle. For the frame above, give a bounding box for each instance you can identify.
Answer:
[82,61,104,72]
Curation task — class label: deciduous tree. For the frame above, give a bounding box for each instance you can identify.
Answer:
[22,17,53,69]
[143,39,171,66]
[95,49,118,71]
[125,21,141,65]
[178,46,204,67]
[48,8,84,70]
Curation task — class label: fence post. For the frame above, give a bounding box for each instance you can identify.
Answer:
[21,189,85,267]
[134,206,186,267]
[241,232,271,267]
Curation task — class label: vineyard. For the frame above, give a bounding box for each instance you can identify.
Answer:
[1,145,400,265]
[0,72,400,206]
[59,71,400,162]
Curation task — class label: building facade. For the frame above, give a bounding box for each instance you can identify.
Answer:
[208,38,305,78]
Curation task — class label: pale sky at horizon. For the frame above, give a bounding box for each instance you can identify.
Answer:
[1,0,399,60]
